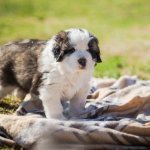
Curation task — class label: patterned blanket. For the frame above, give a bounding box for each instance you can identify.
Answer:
[0,75,150,150]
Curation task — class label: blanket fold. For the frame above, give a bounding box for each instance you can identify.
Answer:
[0,75,150,149]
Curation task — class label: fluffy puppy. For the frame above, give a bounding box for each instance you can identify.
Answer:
[0,28,102,119]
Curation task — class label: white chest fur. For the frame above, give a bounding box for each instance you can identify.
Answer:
[40,67,90,101]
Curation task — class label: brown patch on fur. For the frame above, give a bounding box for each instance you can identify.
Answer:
[0,39,46,94]
[55,31,69,49]
[53,31,74,62]
[30,72,42,95]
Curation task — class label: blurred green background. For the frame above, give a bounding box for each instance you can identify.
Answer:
[0,0,150,79]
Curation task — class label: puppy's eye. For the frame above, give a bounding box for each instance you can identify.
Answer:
[64,48,75,55]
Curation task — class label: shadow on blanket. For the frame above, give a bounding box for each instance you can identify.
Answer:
[0,75,150,150]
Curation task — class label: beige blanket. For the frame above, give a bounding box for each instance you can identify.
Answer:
[0,75,150,150]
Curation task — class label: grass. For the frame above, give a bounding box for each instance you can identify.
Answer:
[0,96,21,114]
[94,55,127,78]
[0,0,149,79]
[0,0,150,79]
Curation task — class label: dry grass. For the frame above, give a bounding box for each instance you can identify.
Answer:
[0,96,21,114]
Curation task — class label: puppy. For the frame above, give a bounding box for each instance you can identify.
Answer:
[0,28,102,119]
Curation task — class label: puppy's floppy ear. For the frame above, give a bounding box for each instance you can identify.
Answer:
[88,37,102,63]
[53,31,69,62]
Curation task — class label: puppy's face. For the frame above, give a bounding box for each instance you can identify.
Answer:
[52,28,102,73]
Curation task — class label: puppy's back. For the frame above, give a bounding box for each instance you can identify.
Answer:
[0,39,46,53]
[0,39,46,92]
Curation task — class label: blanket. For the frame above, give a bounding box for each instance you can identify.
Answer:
[0,75,150,150]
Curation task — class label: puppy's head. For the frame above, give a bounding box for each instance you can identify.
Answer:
[52,28,102,72]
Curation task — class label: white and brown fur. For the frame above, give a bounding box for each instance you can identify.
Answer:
[0,28,102,119]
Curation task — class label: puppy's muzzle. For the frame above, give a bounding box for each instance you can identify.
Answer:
[78,57,86,69]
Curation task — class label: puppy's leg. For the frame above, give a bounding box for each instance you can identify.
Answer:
[0,85,4,99]
[16,72,43,115]
[0,84,15,100]
[39,86,65,119]
[70,86,89,117]
[12,88,27,100]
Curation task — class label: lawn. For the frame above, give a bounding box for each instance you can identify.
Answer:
[0,0,150,79]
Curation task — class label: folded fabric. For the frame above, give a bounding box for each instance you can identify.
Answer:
[0,75,150,149]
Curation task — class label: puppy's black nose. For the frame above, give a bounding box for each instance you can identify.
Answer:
[78,58,86,68]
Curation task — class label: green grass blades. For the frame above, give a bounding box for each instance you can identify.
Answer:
[94,56,126,78]
[0,0,149,79]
